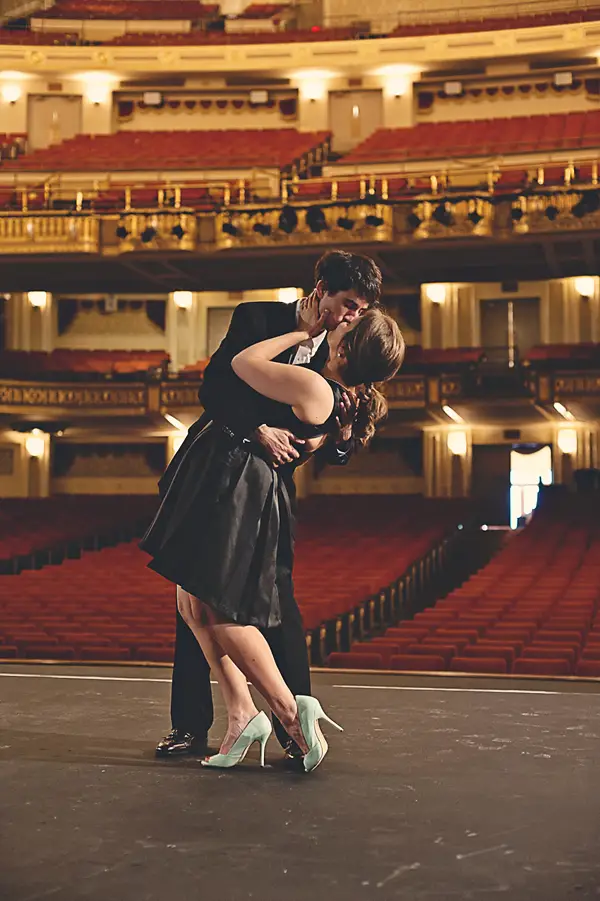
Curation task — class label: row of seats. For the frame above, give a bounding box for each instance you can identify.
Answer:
[106,26,358,44]
[1,129,329,172]
[35,1,219,20]
[524,344,600,366]
[0,496,156,562]
[390,7,600,37]
[0,181,249,212]
[0,497,468,662]
[343,112,600,164]
[0,349,168,378]
[328,495,600,678]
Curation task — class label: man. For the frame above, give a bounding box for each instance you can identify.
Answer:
[155,249,382,763]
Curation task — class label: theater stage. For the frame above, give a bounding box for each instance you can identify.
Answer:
[1,664,599,901]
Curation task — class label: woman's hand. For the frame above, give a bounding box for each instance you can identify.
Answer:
[335,390,357,442]
[298,290,328,338]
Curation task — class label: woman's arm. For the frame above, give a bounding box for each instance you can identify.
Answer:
[232,330,334,426]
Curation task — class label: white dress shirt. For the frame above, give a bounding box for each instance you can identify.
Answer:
[290,299,327,365]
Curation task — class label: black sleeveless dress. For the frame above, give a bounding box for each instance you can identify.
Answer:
[139,381,345,629]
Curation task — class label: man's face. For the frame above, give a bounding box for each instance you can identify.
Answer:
[317,284,370,331]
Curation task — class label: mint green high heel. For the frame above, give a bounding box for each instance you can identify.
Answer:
[201,712,272,769]
[295,696,343,773]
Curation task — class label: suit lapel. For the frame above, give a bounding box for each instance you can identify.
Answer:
[266,302,298,363]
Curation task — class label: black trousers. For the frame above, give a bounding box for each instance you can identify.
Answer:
[169,474,311,748]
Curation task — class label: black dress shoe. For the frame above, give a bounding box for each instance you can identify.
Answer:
[282,739,305,772]
[155,729,208,757]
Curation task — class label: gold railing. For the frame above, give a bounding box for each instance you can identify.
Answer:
[0,213,100,253]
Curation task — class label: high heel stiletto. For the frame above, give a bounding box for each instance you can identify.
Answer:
[295,695,343,773]
[201,712,272,769]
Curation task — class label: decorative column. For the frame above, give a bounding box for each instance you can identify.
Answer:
[6,291,54,351]
[421,283,459,349]
[166,291,204,371]
[554,424,597,485]
[24,430,51,498]
[424,427,472,497]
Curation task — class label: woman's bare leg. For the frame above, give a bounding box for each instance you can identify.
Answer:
[176,587,258,754]
[206,617,309,755]
[178,588,308,755]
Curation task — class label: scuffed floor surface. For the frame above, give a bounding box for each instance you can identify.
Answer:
[1,664,600,901]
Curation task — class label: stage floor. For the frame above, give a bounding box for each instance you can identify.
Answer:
[2,664,600,901]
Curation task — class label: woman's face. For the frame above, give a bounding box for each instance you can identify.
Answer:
[327,318,357,361]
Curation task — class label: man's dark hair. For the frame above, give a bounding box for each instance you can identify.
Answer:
[314,250,382,306]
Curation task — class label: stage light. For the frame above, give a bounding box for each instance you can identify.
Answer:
[278,205,298,234]
[173,291,193,310]
[424,283,447,305]
[574,276,595,298]
[337,216,355,230]
[365,214,384,227]
[545,203,559,221]
[432,203,453,227]
[442,404,464,423]
[164,413,187,431]
[467,205,483,225]
[222,221,240,237]
[553,401,575,421]
[557,428,577,455]
[252,222,272,236]
[115,223,129,239]
[25,428,45,458]
[572,191,600,218]
[141,226,157,243]
[306,206,327,233]
[171,223,185,240]
[27,291,48,308]
[447,430,468,456]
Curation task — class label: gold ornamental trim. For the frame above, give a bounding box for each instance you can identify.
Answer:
[0,381,147,410]
[553,373,600,396]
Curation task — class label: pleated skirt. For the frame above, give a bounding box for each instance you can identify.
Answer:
[139,422,292,628]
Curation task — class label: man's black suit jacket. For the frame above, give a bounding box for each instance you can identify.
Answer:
[189,300,352,466]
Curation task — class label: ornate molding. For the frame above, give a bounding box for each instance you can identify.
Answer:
[553,373,600,396]
[160,383,201,409]
[385,377,427,407]
[0,381,147,410]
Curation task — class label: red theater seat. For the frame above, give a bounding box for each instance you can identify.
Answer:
[450,656,508,674]
[327,652,382,669]
[513,658,572,676]
[575,660,600,677]
[389,654,445,671]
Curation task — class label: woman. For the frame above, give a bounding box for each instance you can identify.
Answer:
[141,301,405,772]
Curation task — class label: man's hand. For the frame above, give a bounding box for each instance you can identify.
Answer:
[298,290,327,338]
[334,390,357,443]
[253,425,305,467]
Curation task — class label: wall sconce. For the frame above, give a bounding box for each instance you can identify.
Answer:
[447,430,468,456]
[294,69,334,103]
[27,291,48,309]
[574,276,595,298]
[557,428,577,455]
[277,287,299,304]
[25,428,45,458]
[1,83,22,104]
[424,283,447,305]
[172,291,193,310]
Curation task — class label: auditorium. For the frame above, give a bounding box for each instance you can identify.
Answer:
[1,1,599,898]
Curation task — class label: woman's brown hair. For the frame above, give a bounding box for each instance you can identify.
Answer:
[341,310,405,446]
